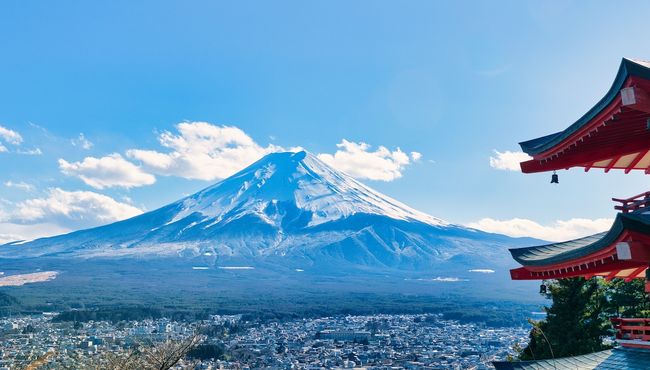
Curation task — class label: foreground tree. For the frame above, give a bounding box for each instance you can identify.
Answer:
[55,335,201,370]
[604,278,650,317]
[138,335,202,370]
[519,278,610,360]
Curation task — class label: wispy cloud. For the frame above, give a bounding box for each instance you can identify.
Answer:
[4,181,35,192]
[71,133,93,150]
[59,153,156,189]
[17,148,42,156]
[467,217,614,242]
[317,140,421,181]
[0,125,23,154]
[489,150,531,171]
[0,125,41,155]
[0,125,23,145]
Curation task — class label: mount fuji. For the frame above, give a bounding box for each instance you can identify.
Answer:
[0,151,542,309]
[1,151,528,272]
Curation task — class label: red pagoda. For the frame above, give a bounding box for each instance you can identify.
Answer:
[510,58,650,350]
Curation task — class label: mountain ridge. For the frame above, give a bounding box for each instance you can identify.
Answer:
[0,151,532,274]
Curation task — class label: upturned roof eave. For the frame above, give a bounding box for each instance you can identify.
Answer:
[507,212,650,267]
[519,58,650,156]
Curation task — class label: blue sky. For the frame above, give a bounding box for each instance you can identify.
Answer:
[2,0,650,242]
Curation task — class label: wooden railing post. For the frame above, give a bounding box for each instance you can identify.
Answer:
[613,191,650,213]
[610,317,650,344]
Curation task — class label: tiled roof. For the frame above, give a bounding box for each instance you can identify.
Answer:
[493,347,650,370]
[520,58,650,156]
[509,212,650,267]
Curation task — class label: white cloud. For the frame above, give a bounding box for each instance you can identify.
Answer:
[57,122,421,186]
[126,122,278,181]
[0,188,144,243]
[4,181,34,192]
[489,150,531,171]
[0,125,23,145]
[317,140,421,181]
[466,217,614,242]
[71,133,93,150]
[4,188,143,229]
[17,147,42,155]
[58,153,156,189]
[0,125,40,155]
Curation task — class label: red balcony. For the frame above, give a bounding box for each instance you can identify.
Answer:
[611,318,650,348]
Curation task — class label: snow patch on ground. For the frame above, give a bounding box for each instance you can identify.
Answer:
[407,277,469,282]
[0,271,58,286]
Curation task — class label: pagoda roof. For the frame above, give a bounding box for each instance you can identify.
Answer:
[507,213,650,266]
[521,58,650,156]
[509,212,650,281]
[510,230,612,267]
[519,58,650,174]
[493,347,650,370]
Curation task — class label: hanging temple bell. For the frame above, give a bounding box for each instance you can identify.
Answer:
[550,171,559,184]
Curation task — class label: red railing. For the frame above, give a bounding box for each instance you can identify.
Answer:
[611,318,650,342]
[613,191,650,213]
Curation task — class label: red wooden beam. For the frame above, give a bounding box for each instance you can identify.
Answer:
[625,150,649,173]
[625,267,647,282]
[520,113,650,173]
[521,138,650,173]
[621,86,650,114]
[510,260,646,280]
[605,270,621,281]
[627,241,650,261]
[605,155,622,173]
[613,190,650,203]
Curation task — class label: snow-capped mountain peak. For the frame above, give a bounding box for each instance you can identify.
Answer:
[168,151,446,229]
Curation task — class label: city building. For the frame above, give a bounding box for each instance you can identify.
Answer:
[316,330,372,342]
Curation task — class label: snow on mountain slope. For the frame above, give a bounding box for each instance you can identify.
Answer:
[0,151,527,271]
[169,151,445,228]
